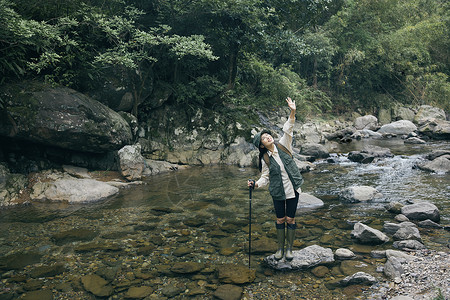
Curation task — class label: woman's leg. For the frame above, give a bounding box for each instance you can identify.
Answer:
[272,200,287,260]
[285,192,299,260]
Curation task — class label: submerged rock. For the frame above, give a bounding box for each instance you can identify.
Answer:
[264,245,334,270]
[81,274,113,297]
[217,264,256,284]
[213,284,243,300]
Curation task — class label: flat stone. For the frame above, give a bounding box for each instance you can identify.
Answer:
[171,262,204,274]
[124,286,153,299]
[30,264,66,278]
[81,274,113,297]
[217,264,256,284]
[213,284,243,300]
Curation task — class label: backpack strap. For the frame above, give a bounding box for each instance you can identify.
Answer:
[262,143,293,168]
[276,143,293,158]
[263,153,270,167]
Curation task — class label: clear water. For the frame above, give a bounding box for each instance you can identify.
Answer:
[0,138,449,299]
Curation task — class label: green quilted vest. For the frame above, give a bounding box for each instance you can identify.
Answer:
[264,144,303,201]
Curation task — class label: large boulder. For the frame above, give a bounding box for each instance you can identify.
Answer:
[377,120,417,135]
[393,106,415,122]
[0,82,132,153]
[351,222,390,245]
[31,178,119,203]
[300,143,330,159]
[417,119,450,140]
[354,115,378,130]
[414,105,446,124]
[401,202,440,222]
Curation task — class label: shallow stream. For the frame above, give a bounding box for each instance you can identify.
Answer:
[0,138,449,299]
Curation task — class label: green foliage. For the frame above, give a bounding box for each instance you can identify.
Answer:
[235,54,331,117]
[1,0,448,116]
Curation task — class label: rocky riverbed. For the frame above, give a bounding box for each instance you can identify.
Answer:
[364,250,450,300]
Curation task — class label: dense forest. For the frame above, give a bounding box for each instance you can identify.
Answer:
[1,0,449,120]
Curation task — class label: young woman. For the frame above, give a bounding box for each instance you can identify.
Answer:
[248,97,303,260]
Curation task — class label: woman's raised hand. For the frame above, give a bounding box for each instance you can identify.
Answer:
[286,97,296,112]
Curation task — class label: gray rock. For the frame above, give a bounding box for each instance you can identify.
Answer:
[418,219,442,229]
[384,257,404,279]
[300,143,330,159]
[339,186,382,203]
[335,248,356,260]
[0,83,132,153]
[417,118,450,140]
[414,105,446,124]
[417,155,450,174]
[378,120,417,135]
[296,193,324,211]
[62,165,91,178]
[401,202,440,222]
[378,108,392,124]
[351,222,390,245]
[143,159,183,176]
[393,240,426,251]
[404,137,426,144]
[425,150,450,161]
[264,245,334,270]
[351,129,383,140]
[339,271,377,286]
[385,250,415,263]
[118,144,145,181]
[393,226,422,242]
[385,201,404,214]
[395,214,409,222]
[32,178,119,203]
[371,250,386,259]
[354,115,378,130]
[383,221,417,235]
[393,106,415,122]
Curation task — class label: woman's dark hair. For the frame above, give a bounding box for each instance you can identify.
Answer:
[258,147,268,172]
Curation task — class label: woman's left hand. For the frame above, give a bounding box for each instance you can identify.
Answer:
[286,97,296,111]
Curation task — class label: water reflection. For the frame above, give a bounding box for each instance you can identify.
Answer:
[0,138,449,299]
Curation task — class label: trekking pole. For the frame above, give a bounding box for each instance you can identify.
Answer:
[248,180,254,269]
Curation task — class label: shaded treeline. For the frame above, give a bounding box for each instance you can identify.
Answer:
[1,0,448,118]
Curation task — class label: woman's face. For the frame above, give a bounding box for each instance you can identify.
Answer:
[260,132,274,148]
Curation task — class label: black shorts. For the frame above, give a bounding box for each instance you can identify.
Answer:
[273,191,299,218]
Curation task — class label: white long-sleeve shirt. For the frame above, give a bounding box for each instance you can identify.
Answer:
[255,117,301,199]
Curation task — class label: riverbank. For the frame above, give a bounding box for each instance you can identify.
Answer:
[365,249,450,300]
